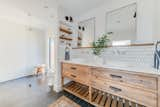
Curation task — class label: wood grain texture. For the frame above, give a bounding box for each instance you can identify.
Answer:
[117,99,123,107]
[63,82,89,102]
[59,36,73,41]
[72,43,154,49]
[91,67,157,92]
[158,77,160,107]
[99,93,108,106]
[105,95,112,107]
[91,77,157,107]
[89,85,92,102]
[111,97,117,107]
[62,63,159,107]
[62,63,90,85]
[95,92,103,104]
[49,96,80,107]
[60,27,72,34]
[61,62,64,88]
[124,100,130,107]
[92,91,98,102]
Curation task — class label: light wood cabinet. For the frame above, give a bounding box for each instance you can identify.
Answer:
[91,67,157,92]
[62,62,160,107]
[158,77,160,107]
[62,63,90,85]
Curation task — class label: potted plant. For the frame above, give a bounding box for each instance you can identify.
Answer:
[92,34,109,56]
[91,34,109,64]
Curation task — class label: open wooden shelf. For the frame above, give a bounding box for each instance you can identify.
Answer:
[63,81,89,103]
[72,43,154,49]
[63,82,145,107]
[59,36,73,41]
[78,37,82,40]
[60,27,72,34]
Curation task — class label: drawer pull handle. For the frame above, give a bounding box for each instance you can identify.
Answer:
[110,74,122,79]
[70,74,76,78]
[109,86,122,92]
[71,67,77,70]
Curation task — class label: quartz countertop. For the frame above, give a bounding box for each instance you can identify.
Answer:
[61,59,160,76]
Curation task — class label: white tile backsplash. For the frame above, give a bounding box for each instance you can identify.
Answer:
[71,46,155,67]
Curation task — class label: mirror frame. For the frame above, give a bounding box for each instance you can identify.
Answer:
[105,3,138,45]
[77,17,96,47]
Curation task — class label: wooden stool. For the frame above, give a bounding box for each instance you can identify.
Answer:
[34,64,45,76]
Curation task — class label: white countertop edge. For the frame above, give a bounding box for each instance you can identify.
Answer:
[61,60,160,76]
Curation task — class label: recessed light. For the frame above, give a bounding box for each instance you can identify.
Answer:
[27,13,31,16]
[50,15,55,18]
[44,6,49,8]
[28,27,33,31]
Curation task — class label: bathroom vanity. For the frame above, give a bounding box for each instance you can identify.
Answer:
[61,61,160,107]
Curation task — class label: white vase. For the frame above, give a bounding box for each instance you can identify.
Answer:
[92,55,103,64]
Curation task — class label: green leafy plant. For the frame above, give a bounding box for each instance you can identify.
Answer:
[92,34,109,56]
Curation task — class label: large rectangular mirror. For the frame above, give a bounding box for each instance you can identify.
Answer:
[77,17,95,47]
[106,3,137,46]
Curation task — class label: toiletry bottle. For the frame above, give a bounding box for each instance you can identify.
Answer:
[65,44,70,60]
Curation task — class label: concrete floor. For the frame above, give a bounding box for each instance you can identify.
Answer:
[0,75,94,107]
[0,75,63,107]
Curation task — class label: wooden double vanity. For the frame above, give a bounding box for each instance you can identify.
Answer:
[61,62,160,107]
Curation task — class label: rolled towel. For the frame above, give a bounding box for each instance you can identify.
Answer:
[157,51,160,69]
[154,50,160,69]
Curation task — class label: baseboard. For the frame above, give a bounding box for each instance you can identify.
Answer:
[0,73,33,83]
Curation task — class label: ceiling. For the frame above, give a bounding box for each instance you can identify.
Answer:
[1,0,58,22]
[1,0,106,21]
[58,0,106,16]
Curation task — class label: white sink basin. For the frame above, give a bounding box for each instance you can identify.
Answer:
[70,58,133,68]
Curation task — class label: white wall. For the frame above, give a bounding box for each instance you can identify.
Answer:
[0,18,46,82]
[155,0,160,40]
[45,27,60,92]
[0,2,58,83]
[76,0,157,43]
[40,4,61,92]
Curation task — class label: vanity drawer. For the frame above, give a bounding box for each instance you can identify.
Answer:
[63,63,88,73]
[91,67,157,91]
[63,71,89,85]
[62,63,90,85]
[91,78,157,107]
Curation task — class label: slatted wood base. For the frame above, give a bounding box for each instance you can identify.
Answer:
[63,81,89,103]
[91,88,145,107]
[64,82,145,107]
